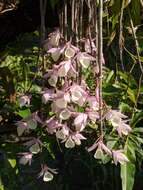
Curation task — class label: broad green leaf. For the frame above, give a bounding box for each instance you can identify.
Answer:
[131,111,143,127]
[133,127,143,133]
[119,102,132,113]
[127,88,136,104]
[120,140,136,190]
[105,70,114,83]
[8,159,16,168]
[0,185,4,190]
[120,162,135,190]
[17,109,31,119]
[107,138,118,149]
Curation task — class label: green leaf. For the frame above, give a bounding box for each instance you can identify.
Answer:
[105,70,114,83]
[17,109,31,119]
[133,127,143,133]
[8,159,16,168]
[120,140,136,190]
[127,88,136,104]
[119,102,132,113]
[120,162,135,190]
[131,111,143,127]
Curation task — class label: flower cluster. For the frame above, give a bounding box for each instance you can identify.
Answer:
[16,29,132,177]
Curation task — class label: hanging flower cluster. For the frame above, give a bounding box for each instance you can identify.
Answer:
[16,29,132,180]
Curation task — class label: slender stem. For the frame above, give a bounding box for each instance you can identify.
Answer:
[71,0,75,41]
[40,0,47,72]
[128,8,143,73]
[98,0,103,139]
[119,0,125,71]
[40,0,46,43]
[128,8,143,118]
[64,0,68,41]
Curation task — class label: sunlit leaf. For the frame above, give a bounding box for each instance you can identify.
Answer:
[8,159,16,168]
[17,109,31,119]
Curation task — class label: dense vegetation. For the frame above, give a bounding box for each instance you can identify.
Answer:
[0,0,143,190]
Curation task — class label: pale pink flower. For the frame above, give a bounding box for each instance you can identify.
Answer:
[74,113,88,131]
[53,91,70,109]
[71,132,86,145]
[19,95,31,107]
[106,110,127,122]
[64,43,79,59]
[42,89,55,104]
[44,117,61,134]
[86,109,99,122]
[112,150,129,165]
[48,73,58,87]
[70,84,87,106]
[116,122,132,136]
[58,60,71,77]
[85,39,96,54]
[48,29,61,47]
[16,121,28,136]
[56,125,70,140]
[64,132,86,148]
[38,164,58,182]
[88,140,111,156]
[77,52,96,69]
[47,47,61,61]
[59,109,71,120]
[19,152,33,165]
[105,110,131,136]
[87,96,99,111]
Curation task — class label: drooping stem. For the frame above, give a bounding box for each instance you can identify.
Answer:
[64,0,68,41]
[71,0,75,41]
[128,8,143,117]
[98,0,103,139]
[40,0,46,43]
[40,0,47,72]
[119,0,125,71]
